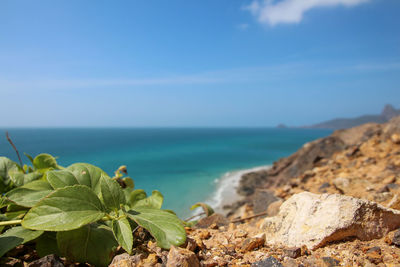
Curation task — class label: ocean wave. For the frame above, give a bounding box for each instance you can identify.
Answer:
[204,165,271,214]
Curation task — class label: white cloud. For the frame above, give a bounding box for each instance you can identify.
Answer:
[245,0,369,26]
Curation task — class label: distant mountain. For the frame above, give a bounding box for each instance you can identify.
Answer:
[304,104,400,130]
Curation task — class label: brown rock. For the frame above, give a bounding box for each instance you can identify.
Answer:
[251,256,283,267]
[27,254,64,267]
[201,259,218,267]
[197,229,211,239]
[392,228,400,246]
[283,247,301,259]
[240,236,265,252]
[109,253,146,267]
[392,134,400,144]
[1,257,23,267]
[166,246,200,267]
[142,254,159,266]
[365,246,383,264]
[321,256,340,267]
[184,237,197,252]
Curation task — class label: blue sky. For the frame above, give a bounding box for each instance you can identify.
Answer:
[1,0,399,127]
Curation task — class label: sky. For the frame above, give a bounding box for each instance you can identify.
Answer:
[1,0,399,127]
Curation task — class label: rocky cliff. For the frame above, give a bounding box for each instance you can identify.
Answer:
[112,116,400,266]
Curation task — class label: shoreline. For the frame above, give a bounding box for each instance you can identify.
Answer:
[204,165,272,214]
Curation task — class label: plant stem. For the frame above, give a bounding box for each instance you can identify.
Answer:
[184,212,205,222]
[230,211,268,223]
[0,219,22,226]
[5,132,25,174]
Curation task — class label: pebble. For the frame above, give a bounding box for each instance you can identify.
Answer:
[284,247,301,259]
[240,237,265,252]
[167,246,200,267]
[27,254,64,267]
[321,256,340,267]
[251,256,283,267]
[392,229,400,246]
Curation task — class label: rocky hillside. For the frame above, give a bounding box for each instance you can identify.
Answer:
[105,115,400,266]
[304,104,400,129]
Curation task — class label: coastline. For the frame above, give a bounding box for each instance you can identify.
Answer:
[204,165,271,214]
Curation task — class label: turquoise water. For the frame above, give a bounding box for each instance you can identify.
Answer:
[0,128,331,217]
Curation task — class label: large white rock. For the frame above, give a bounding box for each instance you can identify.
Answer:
[262,192,400,250]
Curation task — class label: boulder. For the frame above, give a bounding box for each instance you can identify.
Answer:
[262,192,400,250]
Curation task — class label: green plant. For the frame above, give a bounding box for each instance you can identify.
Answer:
[0,154,186,266]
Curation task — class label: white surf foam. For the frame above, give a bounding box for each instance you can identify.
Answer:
[204,165,271,214]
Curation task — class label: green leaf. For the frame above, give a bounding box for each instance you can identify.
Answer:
[112,216,133,253]
[133,190,164,209]
[57,224,118,267]
[46,170,79,189]
[9,171,42,187]
[22,185,106,231]
[24,153,34,165]
[36,232,60,258]
[6,180,53,207]
[5,203,28,220]
[190,202,214,217]
[100,176,126,210]
[33,153,59,172]
[127,207,186,249]
[67,163,106,194]
[123,177,134,189]
[128,189,147,207]
[0,157,19,193]
[0,226,43,257]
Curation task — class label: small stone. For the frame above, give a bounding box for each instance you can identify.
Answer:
[318,182,331,193]
[300,245,311,256]
[27,254,64,267]
[251,256,283,267]
[240,236,265,252]
[109,253,146,267]
[384,231,394,245]
[167,246,200,267]
[234,229,247,238]
[333,177,349,193]
[391,133,400,144]
[283,247,301,259]
[143,254,159,266]
[366,246,381,254]
[184,237,197,252]
[0,257,23,267]
[321,257,340,267]
[365,247,383,264]
[201,259,218,267]
[392,229,400,246]
[198,229,211,239]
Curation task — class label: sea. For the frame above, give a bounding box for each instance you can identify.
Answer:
[0,128,331,218]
